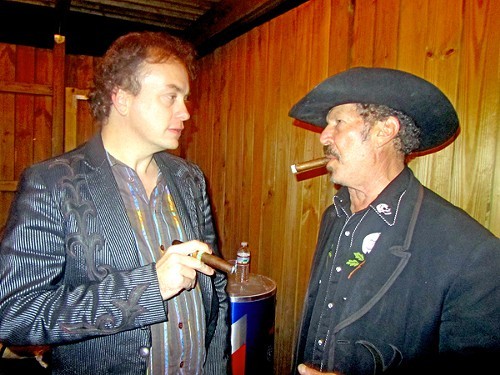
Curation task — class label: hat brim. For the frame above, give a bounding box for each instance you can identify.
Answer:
[288,67,459,153]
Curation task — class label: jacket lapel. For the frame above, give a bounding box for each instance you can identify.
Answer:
[83,135,140,270]
[154,152,215,322]
[331,173,424,333]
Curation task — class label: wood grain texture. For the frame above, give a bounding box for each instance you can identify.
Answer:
[183,1,500,373]
[0,1,498,373]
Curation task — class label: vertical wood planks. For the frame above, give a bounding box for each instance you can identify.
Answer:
[34,48,53,163]
[14,46,35,177]
[0,1,498,373]
[52,39,65,156]
[188,1,500,373]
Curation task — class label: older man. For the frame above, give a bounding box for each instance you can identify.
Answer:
[289,67,499,375]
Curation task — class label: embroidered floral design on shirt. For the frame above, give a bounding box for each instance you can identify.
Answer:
[346,252,365,279]
[346,232,381,279]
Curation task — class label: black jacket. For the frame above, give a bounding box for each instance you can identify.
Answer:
[294,167,500,374]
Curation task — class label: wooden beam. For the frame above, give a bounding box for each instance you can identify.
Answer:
[52,36,66,156]
[0,181,18,192]
[0,81,52,95]
[189,0,308,56]
[55,0,72,36]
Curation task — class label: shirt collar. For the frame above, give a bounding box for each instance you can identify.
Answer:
[106,151,163,179]
[106,151,119,166]
[333,167,411,226]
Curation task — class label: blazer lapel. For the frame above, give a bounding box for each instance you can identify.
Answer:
[154,152,215,320]
[83,135,140,270]
[332,179,424,333]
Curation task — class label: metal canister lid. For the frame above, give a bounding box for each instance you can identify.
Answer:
[227,273,276,302]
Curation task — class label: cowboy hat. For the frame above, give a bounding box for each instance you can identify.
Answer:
[289,67,459,152]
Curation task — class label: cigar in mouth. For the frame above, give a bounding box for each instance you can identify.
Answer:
[290,157,329,174]
[171,240,236,274]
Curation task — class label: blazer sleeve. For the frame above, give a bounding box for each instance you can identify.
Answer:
[0,163,167,346]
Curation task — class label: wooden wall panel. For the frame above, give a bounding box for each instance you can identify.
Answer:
[185,0,500,373]
[0,0,498,373]
[457,0,500,234]
[246,25,268,278]
[0,44,16,223]
[288,0,315,346]
[410,0,461,200]
[260,19,283,283]
[66,54,97,88]
[0,44,56,227]
[0,46,97,230]
[0,45,16,183]
[33,49,53,163]
[64,88,96,151]
[373,0,399,67]
[14,46,35,178]
[51,42,65,156]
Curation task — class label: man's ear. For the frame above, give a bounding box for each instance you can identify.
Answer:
[111,88,129,116]
[375,116,400,148]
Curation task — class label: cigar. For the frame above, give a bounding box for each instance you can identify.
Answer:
[290,157,329,174]
[171,240,236,274]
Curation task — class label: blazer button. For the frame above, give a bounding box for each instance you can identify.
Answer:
[139,347,150,358]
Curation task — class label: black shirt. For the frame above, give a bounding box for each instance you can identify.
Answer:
[303,168,411,371]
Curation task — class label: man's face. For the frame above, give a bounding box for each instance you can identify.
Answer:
[126,60,190,152]
[320,103,377,187]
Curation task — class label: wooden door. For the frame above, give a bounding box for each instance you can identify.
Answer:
[64,87,95,151]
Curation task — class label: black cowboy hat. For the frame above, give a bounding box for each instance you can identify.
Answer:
[288,67,459,153]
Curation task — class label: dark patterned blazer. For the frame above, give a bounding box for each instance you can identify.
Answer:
[0,134,231,374]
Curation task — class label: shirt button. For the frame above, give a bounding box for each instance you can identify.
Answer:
[336,266,342,272]
[139,347,150,357]
[328,303,333,309]
[319,279,322,284]
[129,176,134,182]
[345,231,351,236]
[343,297,347,301]
[318,339,324,346]
[178,322,183,329]
[179,361,184,368]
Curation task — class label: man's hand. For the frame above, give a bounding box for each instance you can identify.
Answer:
[298,364,339,375]
[155,240,214,300]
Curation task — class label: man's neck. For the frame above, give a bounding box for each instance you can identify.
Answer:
[348,163,404,213]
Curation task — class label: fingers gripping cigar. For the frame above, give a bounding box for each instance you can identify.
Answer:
[172,240,236,274]
[290,157,329,174]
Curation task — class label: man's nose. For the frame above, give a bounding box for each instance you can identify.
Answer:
[177,102,190,121]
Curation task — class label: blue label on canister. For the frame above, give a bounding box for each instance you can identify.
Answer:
[228,274,276,375]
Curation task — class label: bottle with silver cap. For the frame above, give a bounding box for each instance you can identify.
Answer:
[236,241,250,282]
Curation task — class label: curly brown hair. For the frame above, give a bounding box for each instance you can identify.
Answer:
[355,103,421,155]
[89,31,197,125]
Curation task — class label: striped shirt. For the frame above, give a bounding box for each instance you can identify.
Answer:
[109,154,206,374]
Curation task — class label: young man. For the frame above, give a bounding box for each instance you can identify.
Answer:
[0,31,230,374]
[289,67,499,375]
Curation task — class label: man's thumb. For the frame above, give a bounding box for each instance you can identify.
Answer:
[298,364,310,374]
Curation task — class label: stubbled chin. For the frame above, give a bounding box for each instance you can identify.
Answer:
[162,139,179,151]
